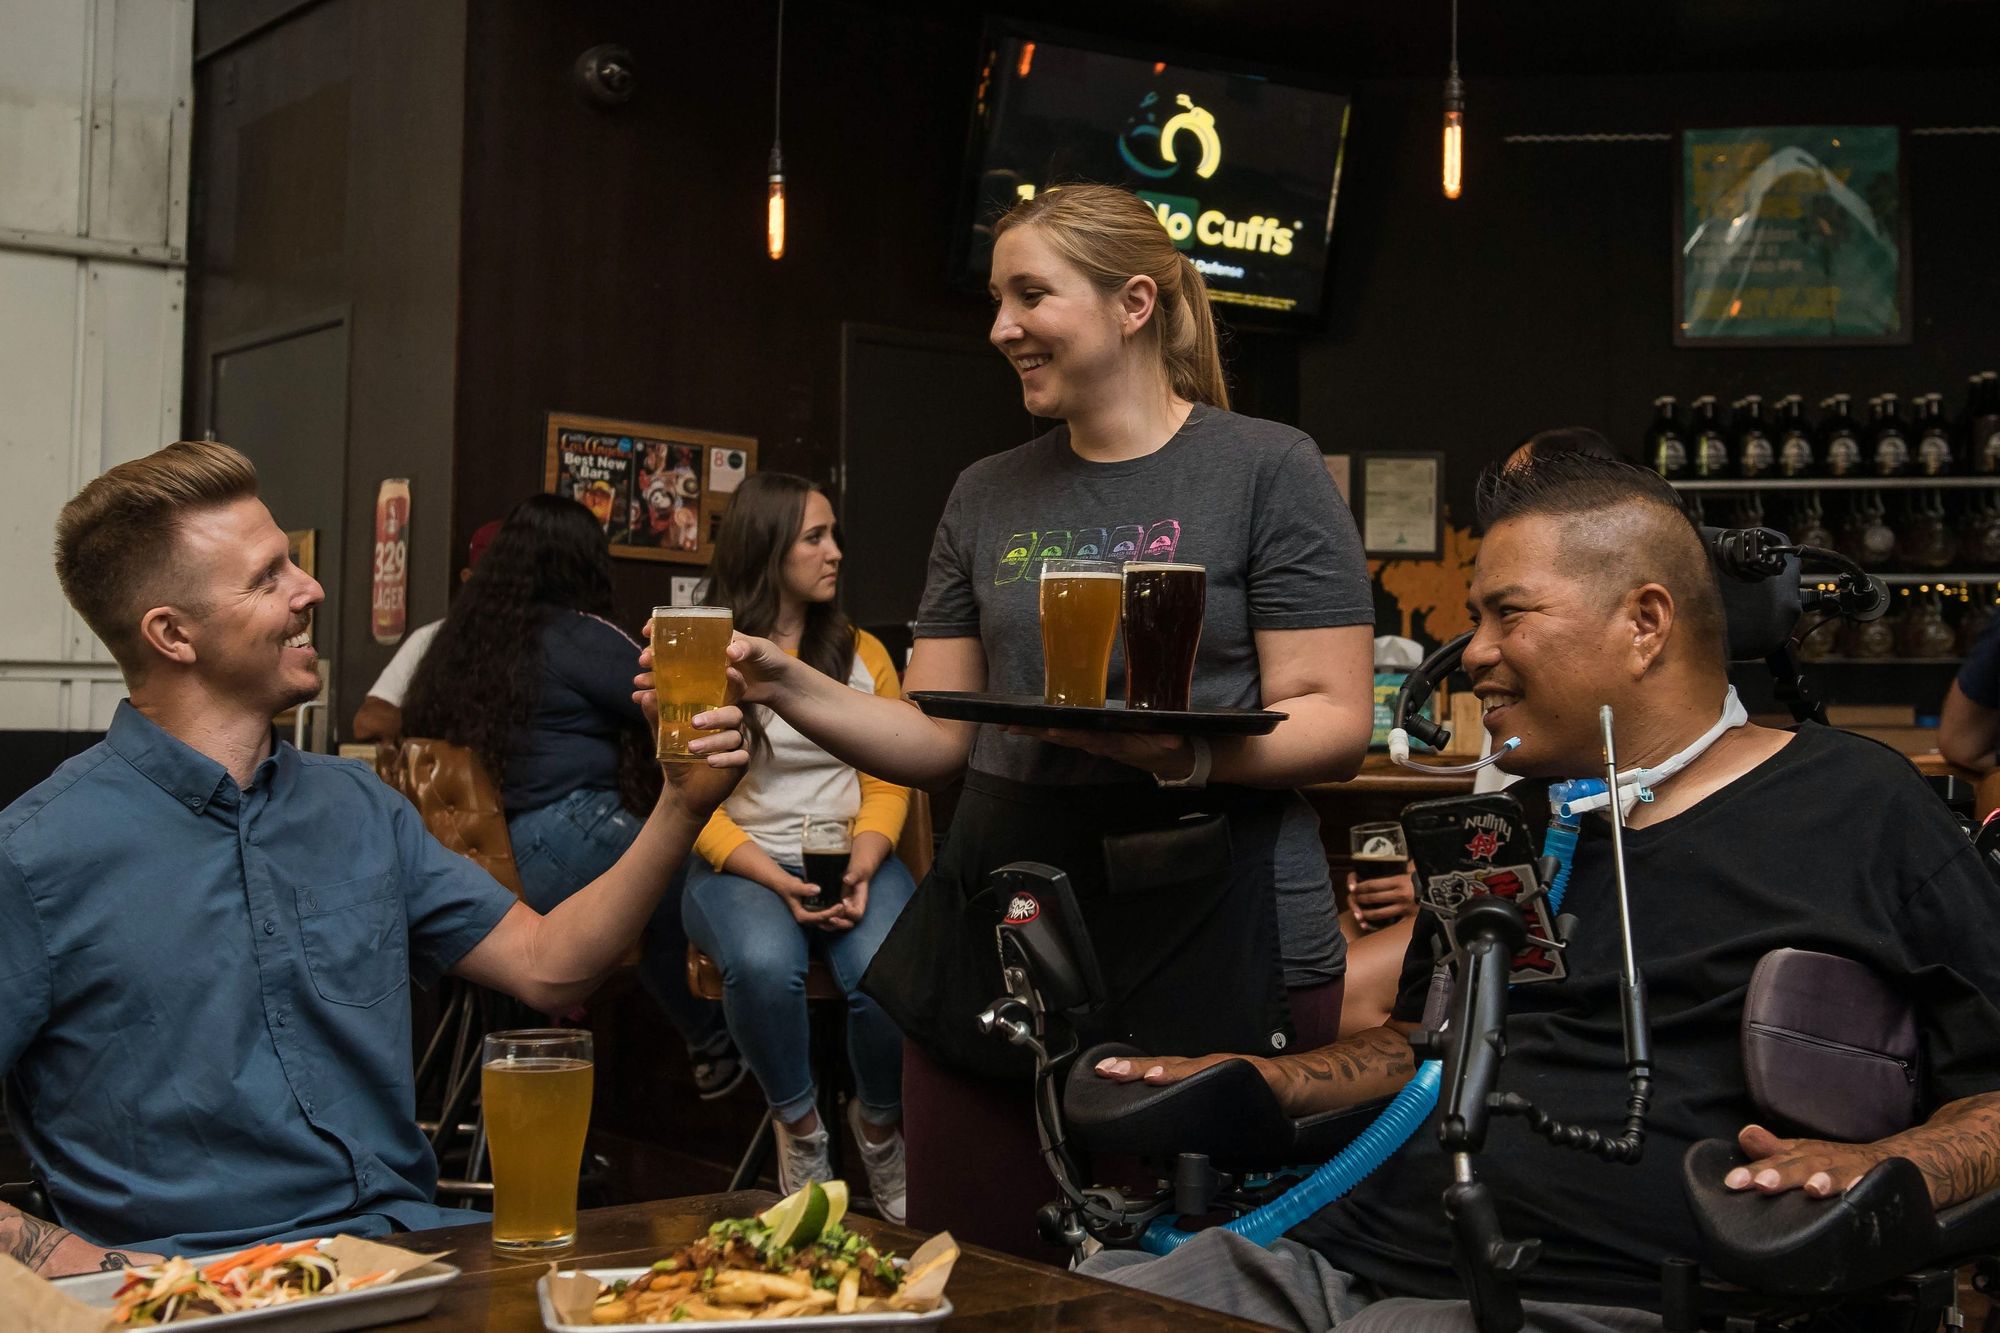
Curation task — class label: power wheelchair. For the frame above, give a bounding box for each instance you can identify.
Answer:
[970,527,2000,1331]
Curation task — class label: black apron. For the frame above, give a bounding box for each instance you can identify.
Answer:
[861,770,1294,1079]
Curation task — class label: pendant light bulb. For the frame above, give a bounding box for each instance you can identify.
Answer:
[766,0,787,260]
[1442,101,1464,200]
[767,144,786,261]
[1442,0,1464,201]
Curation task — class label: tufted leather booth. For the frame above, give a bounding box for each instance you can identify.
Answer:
[386,737,526,900]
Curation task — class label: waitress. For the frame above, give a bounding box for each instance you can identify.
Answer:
[728,183,1374,1254]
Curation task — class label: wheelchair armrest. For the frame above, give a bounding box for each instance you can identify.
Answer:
[1063,1042,1391,1169]
[1682,1138,1941,1296]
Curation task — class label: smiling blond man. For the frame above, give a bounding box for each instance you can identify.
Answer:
[0,442,745,1273]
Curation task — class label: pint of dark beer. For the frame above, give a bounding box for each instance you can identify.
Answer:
[1122,561,1206,710]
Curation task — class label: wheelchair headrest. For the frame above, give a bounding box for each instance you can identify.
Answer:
[1701,525,1803,662]
[991,861,1106,1016]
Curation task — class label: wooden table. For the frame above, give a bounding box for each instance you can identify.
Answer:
[391,1192,1269,1330]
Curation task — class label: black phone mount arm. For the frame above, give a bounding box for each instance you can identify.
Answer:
[1431,707,1655,1333]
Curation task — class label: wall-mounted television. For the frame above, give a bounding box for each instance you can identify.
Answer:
[956,23,1352,331]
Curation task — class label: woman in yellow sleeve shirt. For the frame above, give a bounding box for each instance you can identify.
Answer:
[682,472,914,1221]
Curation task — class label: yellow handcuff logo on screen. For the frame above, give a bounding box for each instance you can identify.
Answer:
[1159,95,1221,180]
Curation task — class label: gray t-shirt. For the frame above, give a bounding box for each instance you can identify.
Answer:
[913,405,1374,983]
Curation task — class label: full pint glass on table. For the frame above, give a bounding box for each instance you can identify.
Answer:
[483,1028,593,1255]
[1122,562,1206,710]
[1039,559,1122,707]
[650,605,732,761]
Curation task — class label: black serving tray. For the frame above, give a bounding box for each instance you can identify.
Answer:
[908,691,1285,736]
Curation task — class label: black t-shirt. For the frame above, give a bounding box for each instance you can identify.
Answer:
[1293,723,2000,1310]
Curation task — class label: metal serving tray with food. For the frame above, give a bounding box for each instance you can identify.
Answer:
[539,1182,958,1329]
[30,1235,457,1332]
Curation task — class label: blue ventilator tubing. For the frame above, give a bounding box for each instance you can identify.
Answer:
[1139,790,1591,1254]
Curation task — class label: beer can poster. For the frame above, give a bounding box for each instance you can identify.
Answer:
[371,478,411,644]
[542,412,757,565]
[1676,125,1909,345]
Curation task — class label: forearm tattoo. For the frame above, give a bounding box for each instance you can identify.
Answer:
[1888,1093,2000,1208]
[1266,1026,1417,1115]
[100,1250,137,1269]
[1,1208,71,1271]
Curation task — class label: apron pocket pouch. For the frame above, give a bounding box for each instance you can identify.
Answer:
[1101,813,1231,899]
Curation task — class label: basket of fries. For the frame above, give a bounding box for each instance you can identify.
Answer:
[538,1182,958,1329]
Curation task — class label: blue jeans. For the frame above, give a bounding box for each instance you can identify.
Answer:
[507,787,727,1054]
[682,853,916,1125]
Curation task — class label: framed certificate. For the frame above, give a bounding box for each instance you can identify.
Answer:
[1358,452,1443,557]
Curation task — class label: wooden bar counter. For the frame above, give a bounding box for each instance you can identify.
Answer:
[1305,753,1473,900]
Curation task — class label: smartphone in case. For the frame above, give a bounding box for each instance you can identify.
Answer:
[1400,792,1566,984]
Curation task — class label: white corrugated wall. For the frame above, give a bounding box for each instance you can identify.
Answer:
[0,0,192,732]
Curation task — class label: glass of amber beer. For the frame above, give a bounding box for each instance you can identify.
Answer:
[1039,559,1122,707]
[1122,562,1206,710]
[650,605,733,761]
[483,1028,593,1254]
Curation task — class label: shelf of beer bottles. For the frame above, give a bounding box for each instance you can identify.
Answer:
[1670,477,2000,492]
[1800,656,1963,666]
[1804,574,2000,585]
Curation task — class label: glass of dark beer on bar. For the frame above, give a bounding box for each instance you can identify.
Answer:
[1122,561,1206,710]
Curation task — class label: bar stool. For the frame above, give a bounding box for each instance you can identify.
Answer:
[384,736,531,1203]
[686,945,849,1191]
[687,790,935,1193]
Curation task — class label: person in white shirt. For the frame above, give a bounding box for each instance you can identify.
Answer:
[349,520,500,742]
[680,472,915,1222]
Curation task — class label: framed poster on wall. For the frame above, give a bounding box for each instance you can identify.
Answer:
[1676,125,1909,345]
[1358,452,1443,557]
[543,412,758,564]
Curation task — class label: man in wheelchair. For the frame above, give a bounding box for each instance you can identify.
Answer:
[1077,456,2000,1330]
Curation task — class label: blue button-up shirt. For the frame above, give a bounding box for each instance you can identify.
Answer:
[0,702,516,1252]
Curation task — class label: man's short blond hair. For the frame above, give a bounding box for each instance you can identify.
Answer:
[54,441,260,672]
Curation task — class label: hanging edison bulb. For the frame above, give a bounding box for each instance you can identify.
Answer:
[1442,103,1464,200]
[767,145,786,261]
[1442,0,1464,201]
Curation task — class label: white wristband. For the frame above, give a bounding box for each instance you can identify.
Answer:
[1154,735,1212,789]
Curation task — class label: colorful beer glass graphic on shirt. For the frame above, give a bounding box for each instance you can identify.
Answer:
[1142,520,1183,559]
[995,521,1184,584]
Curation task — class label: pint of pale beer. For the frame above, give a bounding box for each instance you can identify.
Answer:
[650,605,733,761]
[483,1029,593,1254]
[1039,559,1122,707]
[1122,562,1206,711]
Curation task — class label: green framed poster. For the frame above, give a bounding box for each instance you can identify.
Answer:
[1676,125,1909,345]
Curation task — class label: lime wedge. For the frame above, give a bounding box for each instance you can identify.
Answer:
[821,1180,849,1231]
[768,1184,824,1248]
[758,1182,808,1232]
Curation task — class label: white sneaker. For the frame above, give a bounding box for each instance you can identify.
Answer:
[774,1118,833,1196]
[847,1099,907,1225]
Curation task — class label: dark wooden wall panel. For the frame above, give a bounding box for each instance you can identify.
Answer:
[187,0,466,728]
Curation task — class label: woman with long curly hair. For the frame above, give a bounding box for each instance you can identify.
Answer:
[680,472,915,1220]
[401,494,737,1091]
